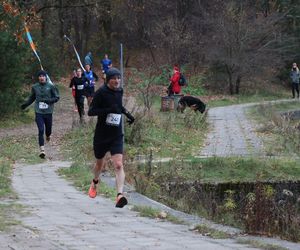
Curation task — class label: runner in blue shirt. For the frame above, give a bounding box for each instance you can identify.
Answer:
[84,64,99,107]
[100,54,112,80]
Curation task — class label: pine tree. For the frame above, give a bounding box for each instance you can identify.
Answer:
[0,2,30,116]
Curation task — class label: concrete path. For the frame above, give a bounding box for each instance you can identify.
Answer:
[200,99,297,157]
[200,103,263,157]
[1,161,261,250]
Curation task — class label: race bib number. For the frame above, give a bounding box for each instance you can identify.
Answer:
[77,84,84,90]
[106,113,121,126]
[39,102,48,109]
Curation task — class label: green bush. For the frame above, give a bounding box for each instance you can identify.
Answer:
[182,74,206,96]
[0,4,30,116]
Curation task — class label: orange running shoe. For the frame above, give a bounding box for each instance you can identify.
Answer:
[88,179,98,198]
[115,193,128,208]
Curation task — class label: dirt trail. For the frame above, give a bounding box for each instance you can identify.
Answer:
[0,86,73,138]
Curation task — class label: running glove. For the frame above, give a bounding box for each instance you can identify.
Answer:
[125,113,135,125]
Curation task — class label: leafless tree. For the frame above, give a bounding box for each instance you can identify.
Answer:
[205,1,292,94]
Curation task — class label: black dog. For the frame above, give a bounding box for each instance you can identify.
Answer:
[177,96,206,113]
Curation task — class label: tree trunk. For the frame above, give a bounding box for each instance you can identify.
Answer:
[148,46,159,69]
[226,65,234,95]
[235,75,241,94]
[125,55,130,67]
[262,0,270,17]
[41,9,47,39]
[73,8,82,58]
[58,0,65,59]
[102,0,112,52]
[83,10,90,56]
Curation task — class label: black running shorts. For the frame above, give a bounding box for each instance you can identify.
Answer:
[85,86,95,97]
[93,136,123,159]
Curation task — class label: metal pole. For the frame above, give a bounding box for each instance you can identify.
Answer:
[120,43,125,140]
[120,43,124,88]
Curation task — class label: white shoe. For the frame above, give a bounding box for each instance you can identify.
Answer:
[39,146,45,158]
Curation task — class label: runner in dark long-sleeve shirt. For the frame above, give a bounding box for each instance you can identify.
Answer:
[21,70,60,158]
[69,68,88,122]
[87,67,134,208]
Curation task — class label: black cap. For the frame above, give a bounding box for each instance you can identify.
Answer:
[37,70,47,77]
[106,67,121,82]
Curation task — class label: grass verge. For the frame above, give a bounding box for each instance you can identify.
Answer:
[0,135,44,232]
[248,101,300,156]
[206,91,290,108]
[0,136,45,165]
[125,109,208,159]
[248,101,300,122]
[193,224,232,239]
[0,158,14,198]
[0,109,35,129]
[130,157,300,185]
[236,239,289,250]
